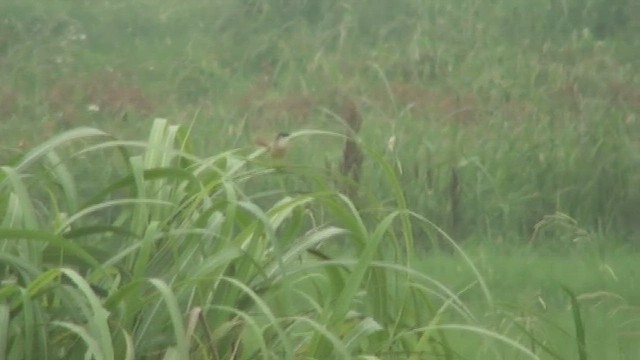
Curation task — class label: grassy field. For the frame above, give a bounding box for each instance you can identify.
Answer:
[1,0,640,358]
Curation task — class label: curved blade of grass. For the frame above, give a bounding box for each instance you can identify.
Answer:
[506,314,564,360]
[62,225,139,241]
[148,278,189,360]
[60,268,114,360]
[371,261,475,321]
[290,316,351,359]
[0,253,41,289]
[0,229,101,269]
[237,200,288,288]
[10,127,109,173]
[280,258,474,323]
[266,226,347,276]
[265,195,314,230]
[409,211,493,306]
[213,305,270,360]
[321,193,369,252]
[309,209,397,358]
[81,167,201,209]
[52,320,106,360]
[73,140,146,157]
[45,151,79,213]
[56,198,174,234]
[416,324,540,360]
[188,247,244,282]
[408,287,462,360]
[1,167,38,230]
[221,276,293,359]
[343,314,384,351]
[26,268,61,298]
[120,327,135,360]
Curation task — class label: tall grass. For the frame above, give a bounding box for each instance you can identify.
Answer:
[1,0,639,358]
[2,0,638,242]
[0,119,546,358]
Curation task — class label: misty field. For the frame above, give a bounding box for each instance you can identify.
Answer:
[1,0,639,359]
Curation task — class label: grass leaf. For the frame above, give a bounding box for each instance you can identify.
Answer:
[562,285,588,360]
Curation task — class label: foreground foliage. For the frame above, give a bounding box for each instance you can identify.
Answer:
[0,119,547,359]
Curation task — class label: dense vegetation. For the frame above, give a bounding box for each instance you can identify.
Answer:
[1,0,639,358]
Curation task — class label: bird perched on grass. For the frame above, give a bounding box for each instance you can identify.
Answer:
[255,132,290,159]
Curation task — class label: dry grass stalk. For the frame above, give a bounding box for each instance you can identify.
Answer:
[449,166,462,237]
[339,98,364,199]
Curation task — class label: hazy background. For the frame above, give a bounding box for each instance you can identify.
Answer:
[2,1,640,358]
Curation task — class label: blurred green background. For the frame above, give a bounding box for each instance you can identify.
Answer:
[1,0,639,243]
[5,0,638,245]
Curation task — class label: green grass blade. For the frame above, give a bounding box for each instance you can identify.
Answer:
[562,285,588,360]
[1,167,38,230]
[0,302,8,360]
[221,276,293,359]
[44,151,79,213]
[52,321,105,360]
[60,268,114,360]
[0,228,101,269]
[12,127,109,173]
[148,278,189,360]
[418,324,540,360]
[409,211,493,306]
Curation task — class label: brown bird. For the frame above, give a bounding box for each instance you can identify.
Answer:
[255,132,290,159]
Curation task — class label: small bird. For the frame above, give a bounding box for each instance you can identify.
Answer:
[255,132,290,159]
